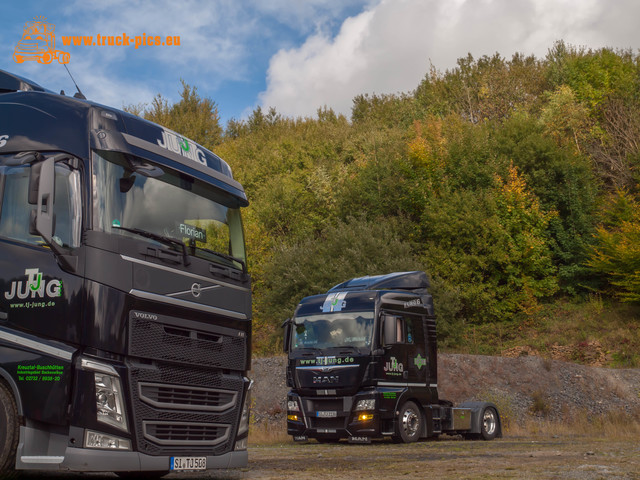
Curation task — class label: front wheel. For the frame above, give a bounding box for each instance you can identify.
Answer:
[480,406,498,440]
[393,401,422,443]
[0,382,19,474]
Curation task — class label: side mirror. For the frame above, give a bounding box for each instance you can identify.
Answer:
[281,318,291,354]
[29,154,78,272]
[382,314,400,347]
[30,156,56,244]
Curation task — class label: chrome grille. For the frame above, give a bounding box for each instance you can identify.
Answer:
[143,421,230,446]
[139,382,237,412]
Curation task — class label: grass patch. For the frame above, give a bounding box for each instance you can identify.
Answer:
[249,420,289,445]
[507,408,640,439]
[447,299,640,367]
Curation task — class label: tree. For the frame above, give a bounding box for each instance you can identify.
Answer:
[587,189,640,303]
[139,80,223,149]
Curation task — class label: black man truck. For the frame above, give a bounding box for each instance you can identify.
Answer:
[0,69,251,477]
[283,271,501,443]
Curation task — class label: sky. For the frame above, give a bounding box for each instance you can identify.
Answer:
[2,0,640,126]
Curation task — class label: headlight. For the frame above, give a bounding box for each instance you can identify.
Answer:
[355,399,376,411]
[94,373,128,431]
[287,400,300,412]
[81,358,129,433]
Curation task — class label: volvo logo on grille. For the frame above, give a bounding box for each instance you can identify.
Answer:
[312,375,339,384]
[191,283,202,298]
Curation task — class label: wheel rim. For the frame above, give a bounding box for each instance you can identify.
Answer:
[401,407,420,437]
[483,408,497,436]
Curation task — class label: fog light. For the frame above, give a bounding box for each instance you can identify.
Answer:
[235,437,248,451]
[84,430,131,450]
[287,414,300,422]
[358,413,374,422]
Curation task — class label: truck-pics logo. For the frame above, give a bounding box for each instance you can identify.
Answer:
[384,356,403,375]
[4,268,62,300]
[14,17,70,65]
[157,127,207,165]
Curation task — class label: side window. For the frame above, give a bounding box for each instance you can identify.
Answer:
[382,314,422,345]
[0,164,38,244]
[405,316,414,344]
[0,160,80,248]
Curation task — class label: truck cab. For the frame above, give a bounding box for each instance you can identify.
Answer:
[284,271,501,443]
[0,69,251,476]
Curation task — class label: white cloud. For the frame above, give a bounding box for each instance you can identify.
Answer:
[258,0,640,119]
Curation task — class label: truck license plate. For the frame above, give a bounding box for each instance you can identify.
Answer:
[170,456,206,471]
[316,410,337,418]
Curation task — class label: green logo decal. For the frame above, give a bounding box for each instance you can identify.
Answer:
[17,364,64,382]
[414,354,427,370]
[178,137,190,152]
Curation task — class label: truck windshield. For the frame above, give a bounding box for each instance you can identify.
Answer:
[92,150,246,269]
[291,311,374,351]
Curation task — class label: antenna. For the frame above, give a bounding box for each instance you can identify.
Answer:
[63,64,86,100]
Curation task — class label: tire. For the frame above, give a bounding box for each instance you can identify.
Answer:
[393,401,422,443]
[0,382,19,474]
[480,406,498,441]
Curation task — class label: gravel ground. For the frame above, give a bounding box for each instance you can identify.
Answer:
[250,353,640,425]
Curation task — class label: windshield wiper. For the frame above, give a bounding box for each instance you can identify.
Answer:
[294,347,322,357]
[335,345,360,354]
[193,244,246,273]
[113,225,190,266]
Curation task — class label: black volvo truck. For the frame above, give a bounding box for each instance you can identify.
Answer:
[0,70,252,476]
[283,272,502,443]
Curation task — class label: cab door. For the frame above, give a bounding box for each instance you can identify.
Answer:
[378,312,408,386]
[0,155,83,344]
[403,314,428,386]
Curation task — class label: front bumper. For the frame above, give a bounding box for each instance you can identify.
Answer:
[61,447,248,472]
[16,447,247,472]
[287,392,381,440]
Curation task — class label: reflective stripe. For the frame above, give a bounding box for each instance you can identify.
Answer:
[377,381,428,387]
[21,456,64,464]
[0,328,73,361]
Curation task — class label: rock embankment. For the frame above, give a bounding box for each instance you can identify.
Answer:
[250,354,640,425]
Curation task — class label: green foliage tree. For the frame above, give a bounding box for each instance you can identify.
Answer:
[587,189,640,303]
[135,80,223,149]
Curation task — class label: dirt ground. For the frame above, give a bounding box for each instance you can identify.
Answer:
[242,438,640,480]
[13,436,639,480]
